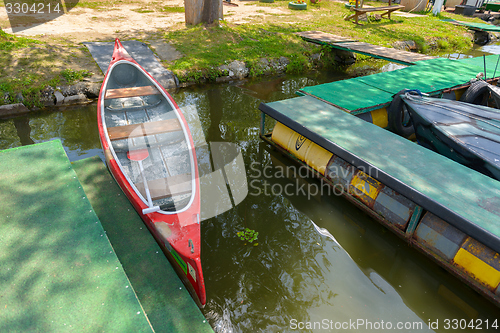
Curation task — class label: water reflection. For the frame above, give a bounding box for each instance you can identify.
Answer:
[264,147,500,332]
[0,104,103,161]
[12,117,34,146]
[479,42,500,55]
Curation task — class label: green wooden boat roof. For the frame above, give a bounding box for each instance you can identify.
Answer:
[260,95,500,253]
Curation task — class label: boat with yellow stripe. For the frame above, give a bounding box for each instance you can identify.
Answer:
[298,56,500,138]
[259,95,500,306]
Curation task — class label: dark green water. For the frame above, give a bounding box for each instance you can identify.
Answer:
[1,70,499,332]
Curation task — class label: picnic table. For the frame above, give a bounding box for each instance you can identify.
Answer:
[345,0,405,25]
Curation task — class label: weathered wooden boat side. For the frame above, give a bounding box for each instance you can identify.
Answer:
[97,39,205,306]
[259,95,500,306]
[402,94,500,181]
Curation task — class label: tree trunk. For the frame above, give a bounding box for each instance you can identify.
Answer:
[185,0,223,25]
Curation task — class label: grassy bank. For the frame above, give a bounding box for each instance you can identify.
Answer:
[0,31,95,107]
[0,0,487,106]
[165,1,475,81]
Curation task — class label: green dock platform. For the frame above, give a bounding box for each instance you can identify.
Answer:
[260,96,500,254]
[442,19,500,32]
[0,140,213,333]
[299,55,500,114]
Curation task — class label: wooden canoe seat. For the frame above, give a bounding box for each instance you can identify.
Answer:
[107,118,182,141]
[105,85,160,99]
[135,173,192,201]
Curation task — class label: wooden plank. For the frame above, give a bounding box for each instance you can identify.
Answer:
[295,31,357,43]
[353,4,404,12]
[107,118,182,141]
[331,41,435,64]
[105,85,160,99]
[135,173,192,200]
[297,30,435,65]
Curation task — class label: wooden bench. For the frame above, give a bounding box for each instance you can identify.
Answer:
[107,118,182,141]
[345,0,404,25]
[104,85,160,99]
[135,173,192,201]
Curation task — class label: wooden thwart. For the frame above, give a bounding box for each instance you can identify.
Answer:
[105,85,160,99]
[107,118,182,141]
[135,173,192,200]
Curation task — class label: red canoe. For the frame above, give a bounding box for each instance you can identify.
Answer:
[97,39,205,306]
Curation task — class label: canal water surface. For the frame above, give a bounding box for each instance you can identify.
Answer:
[1,68,500,332]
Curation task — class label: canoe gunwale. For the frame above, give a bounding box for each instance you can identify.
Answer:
[100,59,198,216]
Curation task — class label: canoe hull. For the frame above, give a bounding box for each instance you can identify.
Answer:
[97,39,205,306]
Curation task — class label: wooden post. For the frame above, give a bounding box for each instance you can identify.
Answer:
[185,0,203,25]
[185,0,223,25]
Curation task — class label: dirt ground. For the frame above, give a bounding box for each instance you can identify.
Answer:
[1,0,289,43]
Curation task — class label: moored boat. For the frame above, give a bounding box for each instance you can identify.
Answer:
[401,91,500,181]
[97,39,205,306]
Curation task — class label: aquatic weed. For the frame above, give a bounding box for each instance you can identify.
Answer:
[237,228,259,246]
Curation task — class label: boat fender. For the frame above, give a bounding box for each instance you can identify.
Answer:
[387,89,414,139]
[460,80,490,106]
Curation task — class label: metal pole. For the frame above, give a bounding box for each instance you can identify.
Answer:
[493,54,500,79]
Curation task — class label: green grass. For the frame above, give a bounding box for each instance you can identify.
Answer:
[131,8,154,13]
[61,69,93,84]
[160,6,185,13]
[165,22,317,79]
[0,31,96,106]
[0,30,40,50]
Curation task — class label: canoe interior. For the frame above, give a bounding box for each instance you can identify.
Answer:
[403,96,500,180]
[103,62,193,212]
